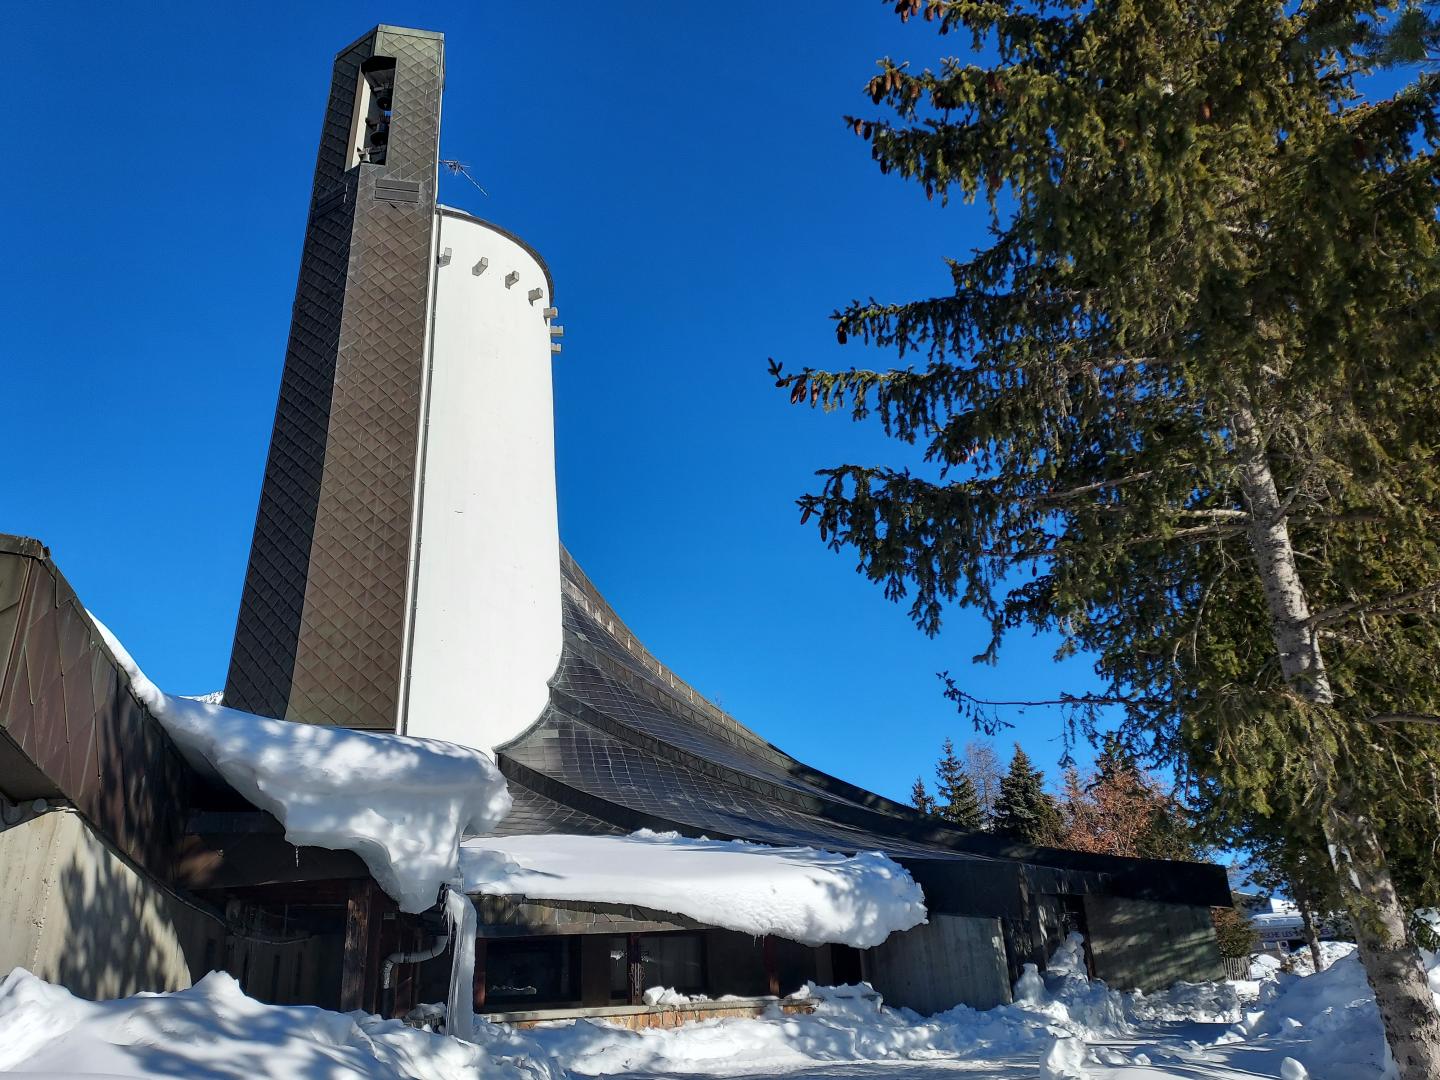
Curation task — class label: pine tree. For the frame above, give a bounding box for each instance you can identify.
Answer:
[910,775,936,816]
[1362,4,1440,66]
[993,744,1061,845]
[1224,818,1342,974]
[935,738,985,829]
[771,4,1440,1070]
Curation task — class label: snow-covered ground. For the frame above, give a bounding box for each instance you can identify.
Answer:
[3,934,1433,1080]
[0,967,562,1080]
[1266,940,1358,977]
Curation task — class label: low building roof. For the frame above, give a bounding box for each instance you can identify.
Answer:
[491,551,1231,909]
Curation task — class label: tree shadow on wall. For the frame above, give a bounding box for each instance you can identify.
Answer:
[53,827,190,1000]
[45,838,393,1077]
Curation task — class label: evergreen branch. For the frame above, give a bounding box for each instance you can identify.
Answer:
[1062,506,1250,522]
[1106,523,1249,547]
[1276,460,1322,519]
[1307,582,1440,628]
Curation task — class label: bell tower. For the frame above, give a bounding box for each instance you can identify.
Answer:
[224,26,444,731]
[225,26,564,751]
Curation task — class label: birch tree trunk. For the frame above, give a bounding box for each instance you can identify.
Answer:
[1231,404,1440,1080]
[1325,801,1440,1078]
[1230,406,1333,704]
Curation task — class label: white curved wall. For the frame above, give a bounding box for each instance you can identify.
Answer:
[402,210,562,752]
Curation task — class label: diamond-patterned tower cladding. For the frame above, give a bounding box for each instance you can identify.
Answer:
[226,27,565,749]
[225,27,443,731]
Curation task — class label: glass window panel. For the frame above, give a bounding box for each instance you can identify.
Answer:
[639,932,704,994]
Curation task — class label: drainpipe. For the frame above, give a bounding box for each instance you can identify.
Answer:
[381,926,452,1017]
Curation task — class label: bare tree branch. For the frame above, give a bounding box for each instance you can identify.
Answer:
[1025,471,1160,505]
[938,678,1167,710]
[1308,582,1440,628]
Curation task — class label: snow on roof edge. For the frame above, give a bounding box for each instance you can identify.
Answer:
[90,614,512,913]
[460,829,928,948]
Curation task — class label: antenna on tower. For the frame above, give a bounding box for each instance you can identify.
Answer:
[439,158,489,197]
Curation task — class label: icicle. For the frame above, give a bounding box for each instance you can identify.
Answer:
[443,886,477,1041]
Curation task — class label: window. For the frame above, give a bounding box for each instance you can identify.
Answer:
[485,938,578,1008]
[608,933,705,1001]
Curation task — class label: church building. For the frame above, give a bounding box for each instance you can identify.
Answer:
[0,25,1228,1028]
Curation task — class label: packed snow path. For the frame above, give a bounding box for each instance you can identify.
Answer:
[591,1037,1308,1079]
[595,1039,1307,1080]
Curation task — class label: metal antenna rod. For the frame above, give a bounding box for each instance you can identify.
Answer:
[439,158,489,197]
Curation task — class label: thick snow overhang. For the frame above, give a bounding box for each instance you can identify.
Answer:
[95,616,511,914]
[460,830,927,948]
[0,534,408,906]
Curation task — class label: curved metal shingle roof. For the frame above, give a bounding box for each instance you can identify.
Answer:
[490,551,1232,908]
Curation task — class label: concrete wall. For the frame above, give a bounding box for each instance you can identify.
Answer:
[0,810,340,1006]
[1082,895,1223,991]
[863,914,1011,1014]
[0,811,220,998]
[403,209,562,752]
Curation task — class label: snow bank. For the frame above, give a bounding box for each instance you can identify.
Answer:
[459,830,927,948]
[520,980,1052,1075]
[517,935,1243,1076]
[1284,940,1357,976]
[518,981,1010,1075]
[0,967,562,1080]
[1247,941,1356,982]
[1231,944,1439,1079]
[1251,952,1285,979]
[643,986,707,1006]
[7,932,1424,1080]
[93,616,511,913]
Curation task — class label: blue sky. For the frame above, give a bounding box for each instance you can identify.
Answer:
[5,2,1113,803]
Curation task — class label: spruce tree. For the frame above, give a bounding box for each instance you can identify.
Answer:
[772,2,1440,1070]
[993,744,1061,845]
[910,775,937,816]
[935,737,985,829]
